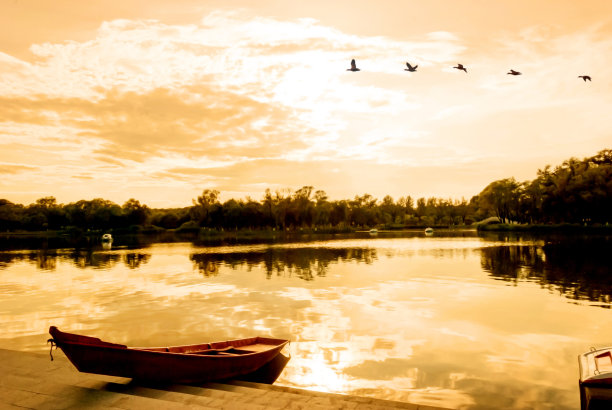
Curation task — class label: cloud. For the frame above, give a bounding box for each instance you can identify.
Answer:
[0,51,30,69]
[0,164,38,175]
[0,11,464,167]
[0,86,313,162]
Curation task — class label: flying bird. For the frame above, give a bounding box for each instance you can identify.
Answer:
[507,69,522,75]
[347,59,360,72]
[453,63,467,73]
[578,75,592,82]
[405,62,418,72]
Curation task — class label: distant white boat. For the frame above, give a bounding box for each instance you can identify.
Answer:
[424,227,434,234]
[579,346,612,409]
[101,233,113,242]
[369,228,378,234]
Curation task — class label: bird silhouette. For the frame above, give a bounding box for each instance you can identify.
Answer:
[578,75,591,82]
[453,64,467,73]
[507,69,521,75]
[347,59,360,72]
[404,62,418,72]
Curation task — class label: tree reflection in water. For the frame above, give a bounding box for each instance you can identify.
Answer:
[69,249,121,269]
[190,257,219,277]
[124,253,151,269]
[190,247,377,280]
[0,249,151,271]
[481,237,612,306]
[0,245,376,278]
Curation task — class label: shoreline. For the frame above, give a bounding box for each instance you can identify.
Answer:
[477,223,612,232]
[3,222,612,238]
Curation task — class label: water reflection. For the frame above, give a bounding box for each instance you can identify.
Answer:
[0,232,198,255]
[0,249,150,271]
[190,247,377,280]
[481,237,612,306]
[125,253,151,269]
[2,234,612,409]
[190,257,220,277]
[0,245,377,279]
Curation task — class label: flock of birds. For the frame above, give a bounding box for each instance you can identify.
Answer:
[347,59,592,81]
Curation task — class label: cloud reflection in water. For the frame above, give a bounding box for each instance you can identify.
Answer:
[1,236,611,409]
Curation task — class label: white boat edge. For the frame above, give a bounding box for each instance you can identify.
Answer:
[579,347,612,384]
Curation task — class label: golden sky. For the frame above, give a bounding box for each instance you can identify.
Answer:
[1,0,611,207]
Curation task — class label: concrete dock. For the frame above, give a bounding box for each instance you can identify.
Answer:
[0,348,450,410]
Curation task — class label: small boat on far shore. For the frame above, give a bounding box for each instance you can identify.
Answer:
[48,326,289,384]
[424,227,434,234]
[579,346,612,409]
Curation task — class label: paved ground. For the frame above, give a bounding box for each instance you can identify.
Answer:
[0,348,452,409]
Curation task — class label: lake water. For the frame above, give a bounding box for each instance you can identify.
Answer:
[1,231,611,409]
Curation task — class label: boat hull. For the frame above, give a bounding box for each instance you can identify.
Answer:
[49,326,288,384]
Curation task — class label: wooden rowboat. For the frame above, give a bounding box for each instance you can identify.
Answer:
[48,326,289,384]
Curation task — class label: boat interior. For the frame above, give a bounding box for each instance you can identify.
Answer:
[138,338,285,356]
[595,351,612,373]
[50,327,286,357]
[141,345,252,355]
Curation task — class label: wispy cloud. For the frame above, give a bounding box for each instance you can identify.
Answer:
[0,164,38,175]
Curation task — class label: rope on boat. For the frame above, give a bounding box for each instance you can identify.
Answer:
[47,338,57,361]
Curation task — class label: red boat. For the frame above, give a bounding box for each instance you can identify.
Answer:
[48,326,289,384]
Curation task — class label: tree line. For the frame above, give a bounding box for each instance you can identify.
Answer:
[0,149,610,233]
[477,149,612,224]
